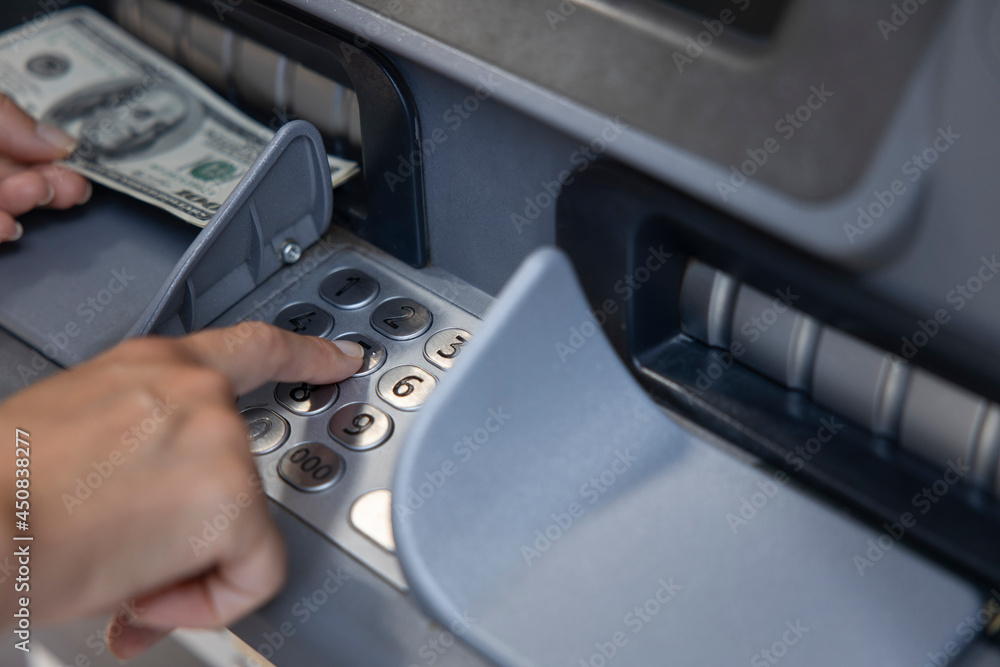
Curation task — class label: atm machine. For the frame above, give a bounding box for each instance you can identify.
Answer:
[1,0,1000,665]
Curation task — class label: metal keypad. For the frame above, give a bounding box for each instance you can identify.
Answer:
[226,241,484,591]
[371,297,432,340]
[377,365,437,411]
[334,332,386,376]
[275,382,340,415]
[241,407,289,455]
[278,443,344,492]
[274,302,333,337]
[329,402,393,450]
[320,268,380,309]
[424,328,473,370]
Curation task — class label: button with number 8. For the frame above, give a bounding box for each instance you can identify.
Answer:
[377,365,437,411]
[329,402,393,451]
[278,443,344,492]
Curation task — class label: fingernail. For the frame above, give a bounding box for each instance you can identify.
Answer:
[36,122,78,154]
[7,222,23,242]
[332,340,365,359]
[77,181,93,205]
[39,183,54,207]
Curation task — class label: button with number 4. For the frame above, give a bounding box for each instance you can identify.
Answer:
[329,402,393,451]
[424,328,472,370]
[371,297,432,340]
[278,443,344,492]
[377,365,437,411]
[275,303,333,337]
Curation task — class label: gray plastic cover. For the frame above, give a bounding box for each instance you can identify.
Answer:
[393,247,982,667]
[132,120,332,336]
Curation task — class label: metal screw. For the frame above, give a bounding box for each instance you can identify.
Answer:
[281,240,302,264]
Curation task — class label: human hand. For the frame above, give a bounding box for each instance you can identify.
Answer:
[0,94,93,243]
[0,322,364,658]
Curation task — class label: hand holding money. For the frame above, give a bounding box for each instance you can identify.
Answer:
[0,8,359,228]
[0,95,93,243]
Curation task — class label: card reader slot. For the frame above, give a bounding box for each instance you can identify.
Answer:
[114,0,363,153]
[679,259,1000,494]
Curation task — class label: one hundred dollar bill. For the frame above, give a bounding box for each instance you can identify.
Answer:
[0,8,359,226]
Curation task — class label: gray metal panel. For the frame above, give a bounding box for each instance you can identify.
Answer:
[0,191,197,368]
[393,247,982,667]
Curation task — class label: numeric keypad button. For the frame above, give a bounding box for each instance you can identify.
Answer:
[377,365,437,411]
[275,382,340,415]
[424,328,473,370]
[371,297,432,340]
[329,402,393,451]
[241,408,289,455]
[278,443,344,492]
[274,303,333,337]
[319,268,379,310]
[334,333,386,377]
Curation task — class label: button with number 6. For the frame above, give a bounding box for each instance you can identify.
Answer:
[377,365,437,411]
[329,402,393,451]
[278,443,344,492]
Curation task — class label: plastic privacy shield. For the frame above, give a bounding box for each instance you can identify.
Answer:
[132,120,332,336]
[392,248,982,667]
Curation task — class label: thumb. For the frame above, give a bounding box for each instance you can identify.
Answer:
[0,95,78,162]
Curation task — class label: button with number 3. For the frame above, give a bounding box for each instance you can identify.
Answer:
[424,328,472,370]
[329,402,393,451]
[377,365,437,411]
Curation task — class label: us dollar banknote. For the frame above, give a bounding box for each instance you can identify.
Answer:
[0,7,359,226]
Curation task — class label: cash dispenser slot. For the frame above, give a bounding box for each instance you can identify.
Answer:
[556,162,1000,588]
[110,0,427,267]
[0,0,429,368]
